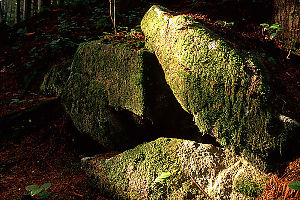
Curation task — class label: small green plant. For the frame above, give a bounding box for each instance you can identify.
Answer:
[154,172,171,184]
[260,23,283,40]
[25,183,55,199]
[233,173,265,198]
[16,27,28,36]
[215,20,234,27]
[9,98,33,106]
[288,181,300,191]
[154,172,172,198]
[11,45,20,50]
[117,26,129,32]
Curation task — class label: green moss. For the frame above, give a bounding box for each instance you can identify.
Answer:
[60,40,164,149]
[233,173,266,198]
[83,137,268,199]
[141,5,296,170]
[40,59,72,96]
[83,138,206,199]
[61,73,112,148]
[70,40,146,116]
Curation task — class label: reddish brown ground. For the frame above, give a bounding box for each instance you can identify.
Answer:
[259,158,300,200]
[0,5,115,200]
[0,1,299,199]
[0,114,109,200]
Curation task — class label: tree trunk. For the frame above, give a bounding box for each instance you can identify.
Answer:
[5,0,9,22]
[274,0,299,53]
[31,0,36,15]
[9,0,13,23]
[0,0,8,23]
[16,0,21,23]
[5,0,8,18]
[0,0,3,22]
[38,0,42,12]
[24,0,32,19]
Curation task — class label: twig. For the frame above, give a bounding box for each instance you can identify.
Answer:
[286,49,291,59]
[108,0,116,34]
[167,185,169,200]
[113,0,116,34]
[72,191,84,197]
[109,0,112,23]
[189,175,213,200]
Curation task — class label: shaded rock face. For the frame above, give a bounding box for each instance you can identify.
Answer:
[40,60,73,97]
[141,5,298,170]
[83,137,267,200]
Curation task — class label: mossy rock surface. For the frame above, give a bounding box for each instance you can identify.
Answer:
[69,40,146,116]
[83,137,267,200]
[60,40,159,150]
[141,5,298,170]
[62,73,113,147]
[40,59,73,96]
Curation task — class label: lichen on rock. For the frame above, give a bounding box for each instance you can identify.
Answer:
[83,137,267,200]
[141,5,298,170]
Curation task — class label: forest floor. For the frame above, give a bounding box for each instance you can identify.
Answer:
[0,1,299,199]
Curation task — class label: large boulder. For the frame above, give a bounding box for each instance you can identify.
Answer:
[82,137,267,200]
[61,40,152,150]
[141,5,298,170]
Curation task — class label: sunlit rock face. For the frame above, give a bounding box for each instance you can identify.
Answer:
[141,5,298,170]
[60,40,154,150]
[82,137,267,200]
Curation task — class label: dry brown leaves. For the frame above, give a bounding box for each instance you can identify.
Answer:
[0,116,107,200]
[258,158,300,200]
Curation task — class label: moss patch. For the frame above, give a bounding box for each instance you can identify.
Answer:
[69,40,146,116]
[83,138,185,199]
[141,5,297,170]
[62,73,113,148]
[83,137,267,200]
[233,172,266,198]
[60,40,161,150]
[40,59,72,96]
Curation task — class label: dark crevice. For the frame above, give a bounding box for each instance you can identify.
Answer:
[143,52,220,146]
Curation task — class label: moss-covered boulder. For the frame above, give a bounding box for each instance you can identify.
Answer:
[61,40,158,150]
[83,137,267,199]
[141,5,298,170]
